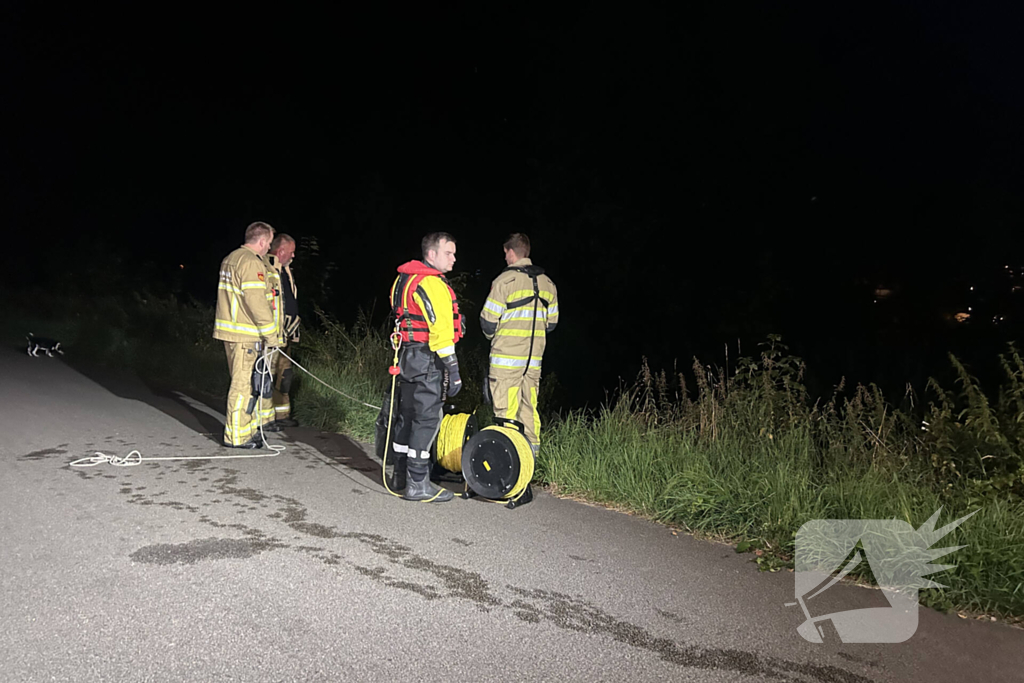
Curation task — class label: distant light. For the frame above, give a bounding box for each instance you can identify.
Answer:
[968,307,972,311]
[970,286,974,291]
[179,264,185,269]
[955,312,971,323]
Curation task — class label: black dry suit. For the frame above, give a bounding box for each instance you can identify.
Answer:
[377,260,461,501]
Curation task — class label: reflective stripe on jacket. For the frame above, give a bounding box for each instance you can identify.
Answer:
[213,246,280,343]
[480,257,559,373]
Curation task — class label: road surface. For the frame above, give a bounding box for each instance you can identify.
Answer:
[1,346,1021,682]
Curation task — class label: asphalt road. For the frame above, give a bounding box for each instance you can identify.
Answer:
[1,346,1021,682]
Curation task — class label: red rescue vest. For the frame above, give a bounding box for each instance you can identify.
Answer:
[390,261,464,344]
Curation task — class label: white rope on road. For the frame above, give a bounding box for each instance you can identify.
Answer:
[69,443,285,467]
[69,344,378,468]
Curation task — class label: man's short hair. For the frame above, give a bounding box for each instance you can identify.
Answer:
[270,233,295,253]
[503,232,531,258]
[245,221,274,244]
[422,232,456,261]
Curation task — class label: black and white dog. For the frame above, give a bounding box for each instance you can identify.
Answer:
[26,333,64,357]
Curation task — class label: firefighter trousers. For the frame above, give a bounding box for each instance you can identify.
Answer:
[223,341,274,446]
[489,369,542,447]
[272,343,293,421]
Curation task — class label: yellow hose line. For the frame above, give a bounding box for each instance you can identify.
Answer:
[436,412,470,473]
[382,335,403,498]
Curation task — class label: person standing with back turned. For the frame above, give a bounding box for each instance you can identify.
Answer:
[480,233,559,456]
[213,222,282,449]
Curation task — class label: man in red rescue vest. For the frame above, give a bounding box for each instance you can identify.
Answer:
[387,232,464,502]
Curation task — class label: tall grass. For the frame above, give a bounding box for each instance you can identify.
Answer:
[9,293,1022,621]
[537,337,1024,620]
[288,307,392,442]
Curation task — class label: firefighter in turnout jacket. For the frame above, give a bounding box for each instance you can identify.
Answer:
[387,232,464,502]
[480,233,559,453]
[265,233,300,430]
[213,222,283,448]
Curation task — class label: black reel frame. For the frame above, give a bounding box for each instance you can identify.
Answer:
[459,416,534,509]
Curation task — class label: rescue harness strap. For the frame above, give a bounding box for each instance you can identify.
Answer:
[503,266,549,377]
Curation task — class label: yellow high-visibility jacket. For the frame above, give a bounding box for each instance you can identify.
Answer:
[480,258,559,374]
[213,246,281,344]
[390,260,461,360]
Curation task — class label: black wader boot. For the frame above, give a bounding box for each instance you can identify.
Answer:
[404,460,453,502]
[387,454,408,492]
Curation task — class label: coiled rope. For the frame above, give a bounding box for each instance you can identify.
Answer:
[436,412,471,473]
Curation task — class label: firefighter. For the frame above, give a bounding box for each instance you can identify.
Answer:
[480,233,559,455]
[213,222,283,448]
[265,233,300,430]
[387,232,464,502]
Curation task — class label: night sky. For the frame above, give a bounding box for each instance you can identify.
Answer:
[6,2,1024,407]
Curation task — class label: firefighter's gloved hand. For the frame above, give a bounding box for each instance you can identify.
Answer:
[442,355,462,397]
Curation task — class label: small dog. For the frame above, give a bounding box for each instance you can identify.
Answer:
[27,333,64,357]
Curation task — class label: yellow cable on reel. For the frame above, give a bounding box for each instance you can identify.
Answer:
[494,424,534,503]
[436,412,471,473]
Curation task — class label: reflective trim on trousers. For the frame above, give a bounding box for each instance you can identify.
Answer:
[490,356,542,369]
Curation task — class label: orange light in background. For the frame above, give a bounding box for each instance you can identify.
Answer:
[955,312,970,323]
[180,264,185,269]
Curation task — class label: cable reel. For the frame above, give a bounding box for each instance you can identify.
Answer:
[433,410,478,474]
[460,417,535,509]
